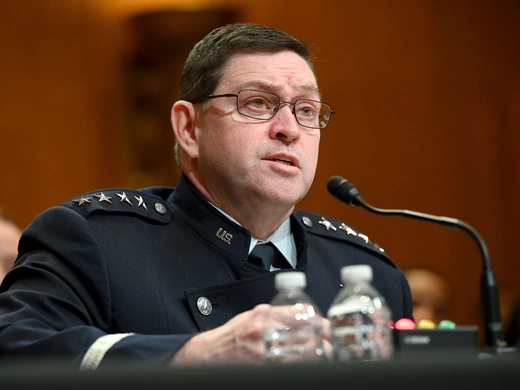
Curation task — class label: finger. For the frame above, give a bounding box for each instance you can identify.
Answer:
[322,317,331,341]
[323,339,333,360]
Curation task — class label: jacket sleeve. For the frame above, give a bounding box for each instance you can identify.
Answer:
[0,206,191,369]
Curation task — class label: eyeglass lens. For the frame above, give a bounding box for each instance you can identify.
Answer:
[236,90,331,129]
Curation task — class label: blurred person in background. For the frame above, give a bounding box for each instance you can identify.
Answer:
[404,266,453,325]
[0,208,22,283]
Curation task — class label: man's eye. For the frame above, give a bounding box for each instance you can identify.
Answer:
[297,105,317,117]
[249,98,267,108]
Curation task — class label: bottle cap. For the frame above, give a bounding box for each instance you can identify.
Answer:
[340,264,373,283]
[275,271,306,290]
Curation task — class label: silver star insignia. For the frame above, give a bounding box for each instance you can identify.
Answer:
[117,192,132,205]
[134,195,147,210]
[319,217,337,231]
[339,223,357,236]
[358,233,369,243]
[72,197,92,206]
[94,193,112,203]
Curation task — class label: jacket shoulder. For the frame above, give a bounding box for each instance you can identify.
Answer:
[293,209,390,260]
[60,186,175,224]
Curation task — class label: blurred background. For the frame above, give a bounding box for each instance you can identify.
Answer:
[1,0,519,343]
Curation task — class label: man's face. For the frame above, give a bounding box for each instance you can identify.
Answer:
[0,220,21,282]
[193,50,321,216]
[405,269,451,324]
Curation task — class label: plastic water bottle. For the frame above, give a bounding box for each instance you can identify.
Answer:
[327,264,394,362]
[263,271,326,363]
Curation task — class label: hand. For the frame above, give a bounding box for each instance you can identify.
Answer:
[170,304,271,365]
[170,304,332,365]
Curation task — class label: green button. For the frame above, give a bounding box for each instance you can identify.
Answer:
[437,319,456,329]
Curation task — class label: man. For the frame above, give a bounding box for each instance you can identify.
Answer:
[0,23,413,369]
[0,208,21,283]
[403,267,452,325]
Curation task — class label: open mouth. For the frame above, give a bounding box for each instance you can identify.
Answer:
[272,157,293,166]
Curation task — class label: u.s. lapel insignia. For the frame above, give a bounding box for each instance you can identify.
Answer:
[319,217,337,231]
[216,228,232,244]
[134,195,148,210]
[94,193,112,203]
[339,223,357,236]
[117,192,132,205]
[72,197,92,206]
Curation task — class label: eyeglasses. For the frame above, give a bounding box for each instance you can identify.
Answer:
[194,89,334,130]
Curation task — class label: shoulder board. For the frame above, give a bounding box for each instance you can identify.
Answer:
[61,188,172,224]
[294,209,389,259]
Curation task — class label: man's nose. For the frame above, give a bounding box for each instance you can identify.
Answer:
[270,104,301,141]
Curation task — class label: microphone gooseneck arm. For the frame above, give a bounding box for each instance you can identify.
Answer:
[327,175,503,349]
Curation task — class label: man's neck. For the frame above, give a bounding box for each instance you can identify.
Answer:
[184,171,295,240]
[211,201,293,240]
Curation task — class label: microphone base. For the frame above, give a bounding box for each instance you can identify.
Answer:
[478,345,519,359]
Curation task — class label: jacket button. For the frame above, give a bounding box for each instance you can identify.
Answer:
[302,216,313,227]
[197,296,212,316]
[154,203,167,215]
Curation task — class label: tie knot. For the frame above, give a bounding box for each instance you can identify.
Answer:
[248,242,291,270]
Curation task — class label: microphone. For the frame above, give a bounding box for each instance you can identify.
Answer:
[327,175,504,350]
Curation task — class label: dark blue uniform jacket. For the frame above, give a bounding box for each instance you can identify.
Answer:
[0,174,413,367]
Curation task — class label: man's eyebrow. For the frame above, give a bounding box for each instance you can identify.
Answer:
[298,84,320,94]
[237,81,320,96]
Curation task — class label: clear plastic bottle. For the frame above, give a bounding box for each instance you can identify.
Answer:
[263,271,326,363]
[327,264,394,362]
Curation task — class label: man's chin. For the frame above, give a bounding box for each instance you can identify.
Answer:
[262,187,304,208]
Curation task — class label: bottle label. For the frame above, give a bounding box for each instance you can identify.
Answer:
[327,297,369,318]
[330,312,393,362]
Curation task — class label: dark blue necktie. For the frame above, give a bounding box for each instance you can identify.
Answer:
[248,242,291,270]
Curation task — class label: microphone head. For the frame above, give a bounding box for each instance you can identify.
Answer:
[327,175,363,206]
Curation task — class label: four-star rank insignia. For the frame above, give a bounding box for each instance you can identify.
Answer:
[302,214,385,253]
[71,190,168,217]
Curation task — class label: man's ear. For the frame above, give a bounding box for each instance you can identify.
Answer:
[171,101,199,159]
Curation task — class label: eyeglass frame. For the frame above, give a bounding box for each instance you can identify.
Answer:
[191,89,334,130]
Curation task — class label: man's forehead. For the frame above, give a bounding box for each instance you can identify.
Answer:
[218,52,318,96]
